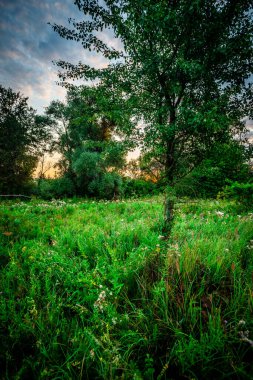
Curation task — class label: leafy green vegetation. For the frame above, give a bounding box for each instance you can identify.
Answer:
[218,182,253,208]
[1,197,253,379]
[42,86,129,199]
[0,85,51,194]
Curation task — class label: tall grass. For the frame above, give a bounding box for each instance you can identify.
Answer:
[0,198,252,379]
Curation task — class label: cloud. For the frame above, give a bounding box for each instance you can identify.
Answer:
[0,0,109,113]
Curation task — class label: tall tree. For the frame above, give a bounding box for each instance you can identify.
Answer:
[52,0,253,233]
[46,86,127,198]
[0,85,50,193]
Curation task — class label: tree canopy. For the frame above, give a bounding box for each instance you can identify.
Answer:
[0,85,51,193]
[45,86,127,198]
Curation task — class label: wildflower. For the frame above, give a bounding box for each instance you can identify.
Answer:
[94,290,107,311]
[239,331,253,347]
[90,349,95,358]
[112,317,117,325]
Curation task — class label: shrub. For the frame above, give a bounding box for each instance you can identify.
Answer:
[175,142,252,198]
[122,178,159,197]
[88,172,123,199]
[38,177,76,199]
[218,181,253,207]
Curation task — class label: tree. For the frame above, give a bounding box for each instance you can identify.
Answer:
[52,0,253,233]
[45,86,127,198]
[0,85,50,193]
[45,98,76,178]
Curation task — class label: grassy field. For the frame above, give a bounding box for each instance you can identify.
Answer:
[0,197,253,379]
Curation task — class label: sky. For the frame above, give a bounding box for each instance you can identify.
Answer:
[0,0,109,113]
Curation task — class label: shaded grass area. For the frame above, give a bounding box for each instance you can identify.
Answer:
[0,198,253,379]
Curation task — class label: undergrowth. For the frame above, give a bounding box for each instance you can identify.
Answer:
[0,197,253,379]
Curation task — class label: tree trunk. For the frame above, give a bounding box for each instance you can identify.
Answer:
[163,110,176,238]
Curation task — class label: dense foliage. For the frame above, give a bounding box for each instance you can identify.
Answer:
[174,141,252,197]
[44,86,128,198]
[218,181,253,207]
[0,85,50,194]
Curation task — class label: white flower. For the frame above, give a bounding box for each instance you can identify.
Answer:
[215,211,224,217]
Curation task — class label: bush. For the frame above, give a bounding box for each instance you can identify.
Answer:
[218,181,253,207]
[38,177,76,199]
[37,173,123,200]
[175,142,252,198]
[175,166,226,198]
[122,178,159,197]
[88,172,123,199]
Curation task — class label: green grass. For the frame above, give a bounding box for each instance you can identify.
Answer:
[0,197,253,379]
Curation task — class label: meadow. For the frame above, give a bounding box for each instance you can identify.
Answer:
[0,197,253,379]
